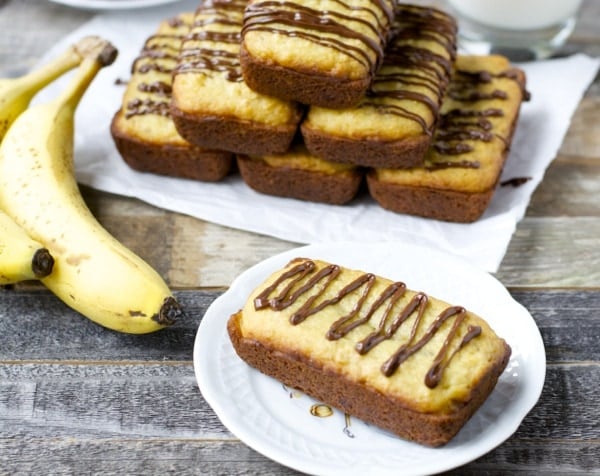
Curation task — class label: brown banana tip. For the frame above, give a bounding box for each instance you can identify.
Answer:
[31,248,55,279]
[73,36,118,67]
[154,296,184,326]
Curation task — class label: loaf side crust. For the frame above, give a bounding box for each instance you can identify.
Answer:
[111,112,233,181]
[170,106,302,156]
[237,154,363,205]
[366,175,495,222]
[228,311,511,447]
[301,124,429,168]
[240,45,370,109]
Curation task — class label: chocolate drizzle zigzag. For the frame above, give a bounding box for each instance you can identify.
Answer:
[253,259,482,388]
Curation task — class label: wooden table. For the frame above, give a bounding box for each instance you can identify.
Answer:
[1,1,599,474]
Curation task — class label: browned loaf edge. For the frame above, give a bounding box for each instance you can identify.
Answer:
[111,112,233,182]
[301,124,430,169]
[366,103,522,223]
[240,45,371,109]
[236,155,364,205]
[228,312,511,447]
[366,179,495,223]
[170,104,303,156]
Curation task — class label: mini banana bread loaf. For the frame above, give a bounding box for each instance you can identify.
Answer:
[228,257,511,447]
[111,13,233,182]
[301,4,457,168]
[170,0,303,156]
[237,141,364,205]
[367,54,529,222]
[240,0,395,108]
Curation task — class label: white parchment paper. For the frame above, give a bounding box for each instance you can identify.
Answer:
[33,0,600,272]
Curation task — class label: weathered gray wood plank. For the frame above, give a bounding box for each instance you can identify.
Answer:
[1,360,598,439]
[1,289,599,361]
[0,364,598,474]
[0,289,213,361]
[497,217,600,287]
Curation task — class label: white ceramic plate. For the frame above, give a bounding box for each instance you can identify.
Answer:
[193,242,546,476]
[47,0,184,10]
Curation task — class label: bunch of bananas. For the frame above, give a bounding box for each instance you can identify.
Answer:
[0,36,183,334]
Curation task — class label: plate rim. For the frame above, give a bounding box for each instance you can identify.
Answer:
[193,241,546,475]
[46,0,183,10]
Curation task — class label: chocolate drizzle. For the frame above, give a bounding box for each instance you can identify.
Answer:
[242,0,395,75]
[426,64,527,167]
[124,20,191,119]
[362,5,457,136]
[174,0,246,82]
[254,259,482,388]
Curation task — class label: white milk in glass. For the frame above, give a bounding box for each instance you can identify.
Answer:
[447,0,583,59]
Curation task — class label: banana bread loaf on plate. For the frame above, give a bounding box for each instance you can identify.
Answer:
[228,257,511,447]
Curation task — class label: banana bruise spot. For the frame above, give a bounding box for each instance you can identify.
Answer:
[31,248,55,278]
[153,296,184,326]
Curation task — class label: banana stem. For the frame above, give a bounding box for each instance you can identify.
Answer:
[55,40,117,110]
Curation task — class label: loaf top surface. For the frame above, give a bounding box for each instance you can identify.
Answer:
[241,0,395,81]
[171,0,299,125]
[113,13,194,145]
[372,54,528,193]
[235,257,510,414]
[303,4,457,140]
[246,143,359,175]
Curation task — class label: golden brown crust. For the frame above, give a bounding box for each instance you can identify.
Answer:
[301,125,430,169]
[170,106,303,156]
[111,112,233,182]
[227,258,512,446]
[237,152,363,205]
[366,176,496,222]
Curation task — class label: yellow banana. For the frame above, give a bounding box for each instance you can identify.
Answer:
[0,35,109,140]
[0,210,54,284]
[0,38,183,334]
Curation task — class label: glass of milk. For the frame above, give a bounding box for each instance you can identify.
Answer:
[446,0,583,60]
